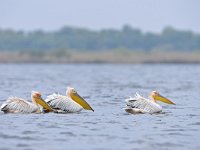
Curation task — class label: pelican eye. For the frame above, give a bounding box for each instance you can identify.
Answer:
[72,89,77,93]
[35,93,42,98]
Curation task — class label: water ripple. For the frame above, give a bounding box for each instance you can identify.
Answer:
[0,64,200,150]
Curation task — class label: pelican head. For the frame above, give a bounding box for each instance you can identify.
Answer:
[32,91,42,98]
[67,87,94,111]
[31,91,53,111]
[151,91,175,105]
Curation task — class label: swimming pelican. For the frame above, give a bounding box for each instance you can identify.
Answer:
[45,87,94,113]
[1,91,54,113]
[124,91,175,114]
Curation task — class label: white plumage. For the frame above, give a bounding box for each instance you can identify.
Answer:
[124,93,162,114]
[45,87,94,113]
[1,97,40,113]
[45,93,83,113]
[1,91,53,114]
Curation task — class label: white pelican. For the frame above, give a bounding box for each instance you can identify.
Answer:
[124,91,175,114]
[1,91,54,113]
[45,87,94,113]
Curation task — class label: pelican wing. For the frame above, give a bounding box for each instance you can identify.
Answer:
[125,93,162,113]
[1,97,38,113]
[45,93,83,113]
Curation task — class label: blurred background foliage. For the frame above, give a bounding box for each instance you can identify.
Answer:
[0,25,199,53]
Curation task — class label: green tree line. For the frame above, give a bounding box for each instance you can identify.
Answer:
[0,25,200,52]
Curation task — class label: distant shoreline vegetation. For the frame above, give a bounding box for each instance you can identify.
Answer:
[0,25,200,63]
[0,25,200,52]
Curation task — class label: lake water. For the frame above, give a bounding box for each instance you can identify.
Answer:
[0,64,200,150]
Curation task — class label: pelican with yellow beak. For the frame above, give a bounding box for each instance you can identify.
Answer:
[1,91,54,113]
[45,87,94,113]
[124,91,175,114]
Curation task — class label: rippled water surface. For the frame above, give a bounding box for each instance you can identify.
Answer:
[0,64,200,150]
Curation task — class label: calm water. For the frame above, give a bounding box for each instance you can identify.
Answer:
[0,64,200,150]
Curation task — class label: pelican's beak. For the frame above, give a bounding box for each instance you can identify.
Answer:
[71,93,94,111]
[155,94,175,105]
[35,97,54,112]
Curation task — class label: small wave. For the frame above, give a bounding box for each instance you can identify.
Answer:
[189,122,200,126]
[17,143,29,148]
[59,131,76,137]
[0,133,37,141]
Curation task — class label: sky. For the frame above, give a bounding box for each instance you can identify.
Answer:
[0,0,200,33]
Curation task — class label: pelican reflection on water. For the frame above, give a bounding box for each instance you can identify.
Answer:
[125,91,175,114]
[1,91,54,113]
[45,87,94,113]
